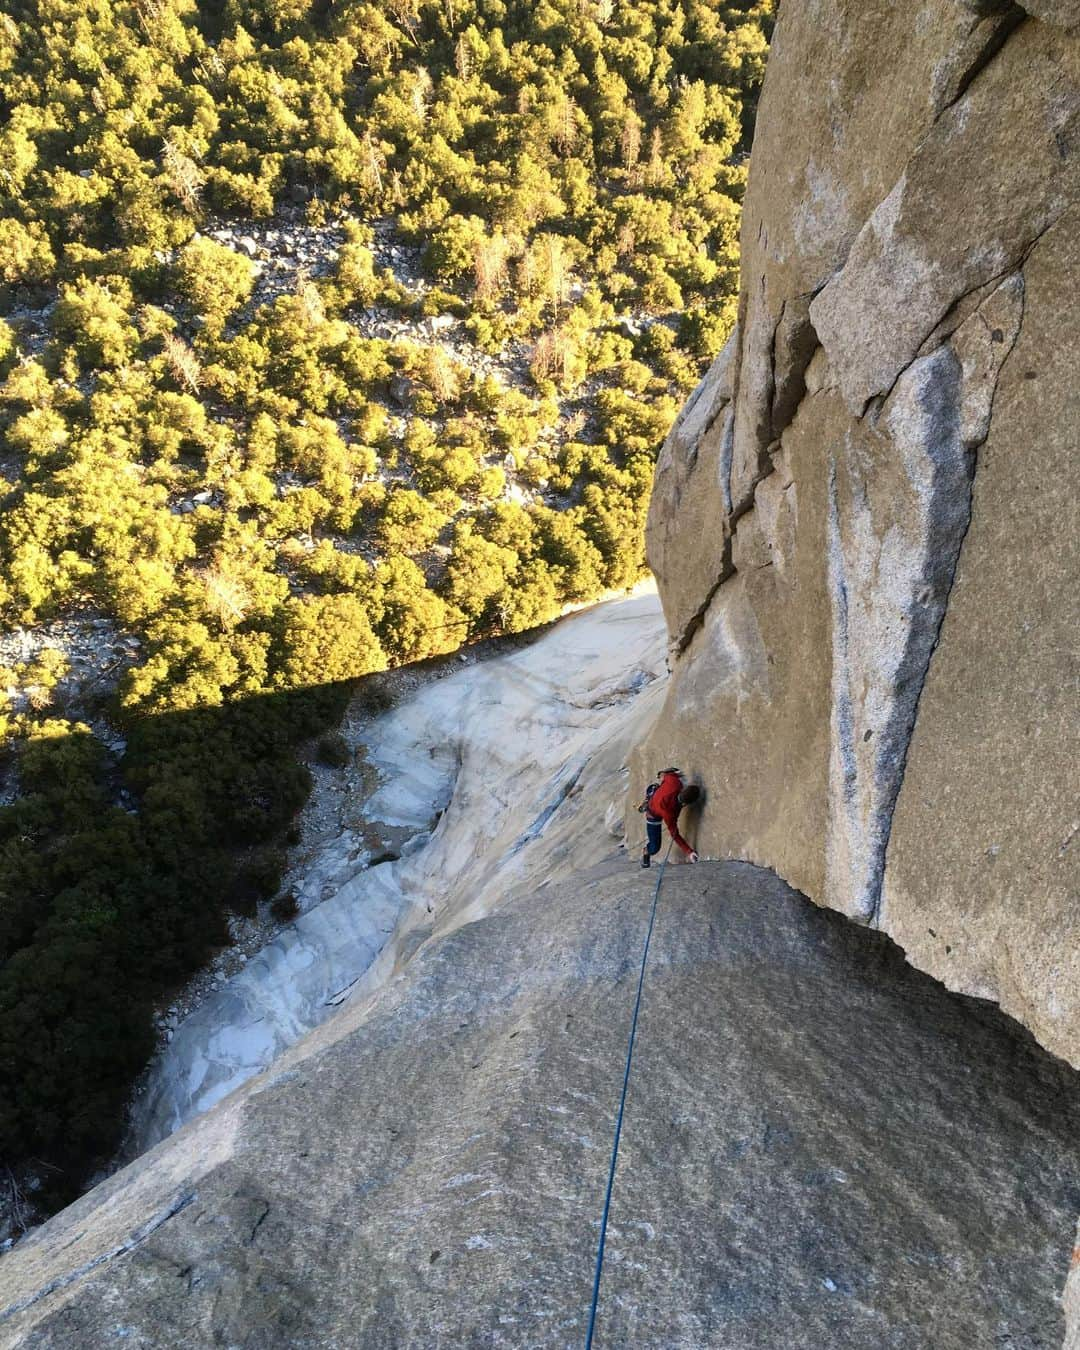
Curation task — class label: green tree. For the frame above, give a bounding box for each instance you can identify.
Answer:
[275,593,385,687]
[53,279,140,369]
[176,236,256,330]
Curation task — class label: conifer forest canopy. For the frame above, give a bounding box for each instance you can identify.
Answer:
[0,0,772,1209]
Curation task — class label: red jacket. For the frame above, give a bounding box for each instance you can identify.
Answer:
[644,773,694,856]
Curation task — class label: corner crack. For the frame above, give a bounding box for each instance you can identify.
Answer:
[670,452,780,658]
[936,6,1027,121]
[860,218,1053,422]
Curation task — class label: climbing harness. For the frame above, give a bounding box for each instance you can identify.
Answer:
[584,838,673,1348]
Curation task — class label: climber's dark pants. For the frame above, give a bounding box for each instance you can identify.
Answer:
[643,816,663,857]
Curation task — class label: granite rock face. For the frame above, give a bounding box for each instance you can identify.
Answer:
[3,862,1080,1348]
[636,1,1080,1069]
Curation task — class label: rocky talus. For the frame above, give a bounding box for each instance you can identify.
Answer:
[635,0,1080,1071]
[3,862,1080,1348]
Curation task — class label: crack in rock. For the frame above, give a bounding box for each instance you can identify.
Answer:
[809,18,1075,416]
[932,5,1028,119]
[0,1191,196,1323]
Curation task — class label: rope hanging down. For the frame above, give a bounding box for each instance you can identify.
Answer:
[584,838,673,1349]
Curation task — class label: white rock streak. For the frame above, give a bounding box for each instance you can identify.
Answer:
[824,276,1022,922]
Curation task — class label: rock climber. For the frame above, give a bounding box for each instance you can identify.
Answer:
[637,767,700,867]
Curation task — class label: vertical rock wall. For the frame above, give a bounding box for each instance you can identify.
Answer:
[634,1,1079,1067]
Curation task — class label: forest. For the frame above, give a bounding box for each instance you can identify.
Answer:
[0,0,772,1208]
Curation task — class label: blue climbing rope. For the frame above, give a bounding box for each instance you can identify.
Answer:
[584,839,673,1349]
